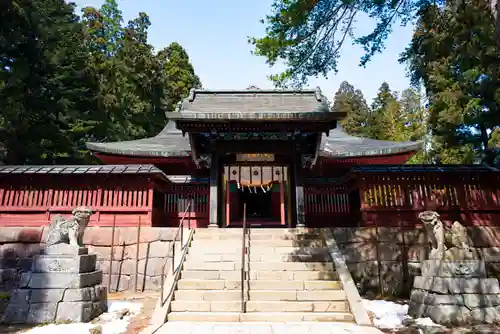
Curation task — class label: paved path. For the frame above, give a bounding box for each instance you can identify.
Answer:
[154,322,384,334]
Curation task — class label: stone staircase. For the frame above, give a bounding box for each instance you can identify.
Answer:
[166,228,355,322]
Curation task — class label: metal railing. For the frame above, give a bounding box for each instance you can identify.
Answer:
[160,203,192,304]
[241,202,248,313]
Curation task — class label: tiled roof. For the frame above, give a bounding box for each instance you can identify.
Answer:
[350,165,498,173]
[86,90,422,159]
[176,88,330,113]
[0,164,166,175]
[320,125,422,158]
[86,121,191,157]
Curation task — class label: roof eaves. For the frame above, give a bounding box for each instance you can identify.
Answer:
[319,141,423,158]
[86,142,191,158]
[0,164,169,178]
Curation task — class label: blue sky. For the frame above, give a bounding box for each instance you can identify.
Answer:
[72,0,415,103]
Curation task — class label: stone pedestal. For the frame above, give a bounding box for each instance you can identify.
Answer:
[1,244,107,324]
[409,260,500,325]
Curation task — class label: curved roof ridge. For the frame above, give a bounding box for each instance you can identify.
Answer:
[187,87,322,96]
[86,120,191,157]
[320,126,423,158]
[175,87,329,113]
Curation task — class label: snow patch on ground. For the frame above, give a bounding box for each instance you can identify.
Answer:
[22,301,143,334]
[362,299,440,329]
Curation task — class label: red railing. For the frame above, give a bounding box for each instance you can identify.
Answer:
[357,172,500,227]
[0,177,154,227]
[304,184,352,226]
[162,183,209,228]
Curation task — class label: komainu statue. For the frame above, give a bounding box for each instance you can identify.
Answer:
[45,206,93,247]
[418,211,474,260]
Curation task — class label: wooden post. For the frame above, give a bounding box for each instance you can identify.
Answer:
[226,180,230,227]
[280,178,285,226]
[209,152,220,228]
[294,159,305,228]
[134,216,142,292]
[286,167,293,228]
[108,215,116,291]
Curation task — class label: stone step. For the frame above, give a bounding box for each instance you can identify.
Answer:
[167,311,354,322]
[181,270,338,281]
[248,262,334,271]
[189,246,329,255]
[183,261,238,271]
[251,290,347,301]
[194,228,321,235]
[187,252,331,263]
[174,289,347,301]
[249,280,341,291]
[170,300,242,312]
[176,279,341,291]
[193,239,325,247]
[183,261,334,271]
[245,300,350,312]
[194,232,322,241]
[177,279,241,290]
[170,300,349,313]
[174,290,241,301]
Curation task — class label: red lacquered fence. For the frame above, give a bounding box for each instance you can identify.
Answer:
[357,171,500,227]
[304,184,353,227]
[0,174,210,227]
[304,169,500,227]
[1,167,500,228]
[160,183,209,228]
[0,175,154,227]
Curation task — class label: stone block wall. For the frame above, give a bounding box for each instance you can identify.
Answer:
[0,226,178,293]
[332,226,500,299]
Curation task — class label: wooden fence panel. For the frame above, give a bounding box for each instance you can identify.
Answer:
[0,176,154,227]
[162,183,209,228]
[357,172,500,227]
[304,184,354,227]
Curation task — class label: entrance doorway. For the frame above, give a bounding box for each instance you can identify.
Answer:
[239,185,273,221]
[223,164,290,227]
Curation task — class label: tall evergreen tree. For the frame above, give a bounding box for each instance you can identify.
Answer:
[249,0,499,88]
[0,0,98,164]
[400,0,500,164]
[157,42,202,112]
[0,0,202,164]
[333,81,370,137]
[369,83,401,140]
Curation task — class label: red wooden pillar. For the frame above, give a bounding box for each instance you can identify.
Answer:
[280,180,285,226]
[226,180,230,227]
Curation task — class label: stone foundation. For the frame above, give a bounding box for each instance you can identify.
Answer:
[2,244,107,324]
[0,227,178,293]
[408,260,500,325]
[332,226,500,298]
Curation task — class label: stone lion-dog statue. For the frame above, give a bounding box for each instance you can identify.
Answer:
[418,211,473,260]
[45,206,93,247]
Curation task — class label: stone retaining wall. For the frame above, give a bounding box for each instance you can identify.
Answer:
[332,226,500,298]
[0,226,178,293]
